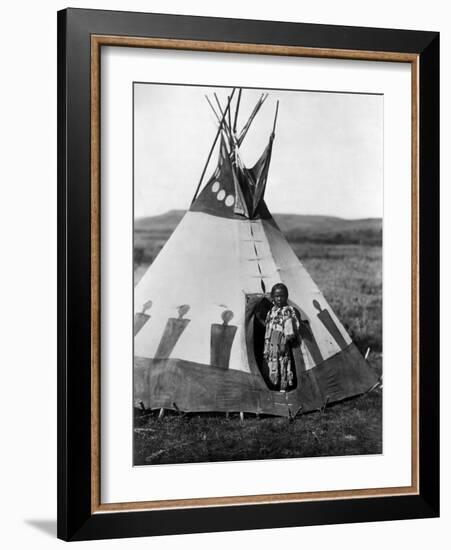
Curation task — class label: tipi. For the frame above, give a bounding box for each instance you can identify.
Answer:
[134,88,378,418]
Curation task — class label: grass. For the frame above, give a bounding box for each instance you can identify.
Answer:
[294,243,382,353]
[133,226,383,465]
[134,368,382,466]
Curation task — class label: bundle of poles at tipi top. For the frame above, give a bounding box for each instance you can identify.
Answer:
[191,87,279,205]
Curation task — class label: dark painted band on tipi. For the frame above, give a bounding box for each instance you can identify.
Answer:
[210,310,237,370]
[133,343,378,417]
[154,305,191,359]
[134,313,150,336]
[134,300,153,335]
[313,299,348,350]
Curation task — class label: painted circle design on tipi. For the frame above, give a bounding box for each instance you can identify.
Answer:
[211,181,220,193]
[217,189,226,201]
[225,195,235,207]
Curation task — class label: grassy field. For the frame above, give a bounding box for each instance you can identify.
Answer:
[133,212,382,465]
[134,376,382,465]
[294,242,382,353]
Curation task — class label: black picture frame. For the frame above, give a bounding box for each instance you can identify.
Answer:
[57,7,439,541]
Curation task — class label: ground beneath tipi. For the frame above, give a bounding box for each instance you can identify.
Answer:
[134,356,382,465]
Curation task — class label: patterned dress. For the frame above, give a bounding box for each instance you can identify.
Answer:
[264,305,300,390]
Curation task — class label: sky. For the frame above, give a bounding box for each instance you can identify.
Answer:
[134,83,383,219]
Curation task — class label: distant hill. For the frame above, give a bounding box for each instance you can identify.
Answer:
[135,210,186,234]
[135,210,382,247]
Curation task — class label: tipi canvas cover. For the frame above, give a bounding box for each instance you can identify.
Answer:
[134,90,378,417]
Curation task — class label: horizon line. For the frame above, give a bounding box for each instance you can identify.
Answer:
[134,209,383,222]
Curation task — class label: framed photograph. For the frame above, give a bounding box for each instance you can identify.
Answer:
[57,8,439,541]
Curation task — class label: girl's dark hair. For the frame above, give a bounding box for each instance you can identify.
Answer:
[270,283,289,297]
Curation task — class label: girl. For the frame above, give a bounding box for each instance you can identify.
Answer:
[264,283,300,391]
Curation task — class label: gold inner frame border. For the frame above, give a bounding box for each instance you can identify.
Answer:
[90,34,420,514]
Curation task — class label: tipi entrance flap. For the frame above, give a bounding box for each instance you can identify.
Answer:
[190,136,245,219]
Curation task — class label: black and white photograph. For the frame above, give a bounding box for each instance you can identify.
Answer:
[133,83,383,466]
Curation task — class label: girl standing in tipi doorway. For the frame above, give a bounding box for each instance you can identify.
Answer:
[263,283,300,392]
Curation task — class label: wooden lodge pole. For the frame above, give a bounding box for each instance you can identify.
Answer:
[233,88,242,133]
[191,88,236,204]
[272,100,280,135]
